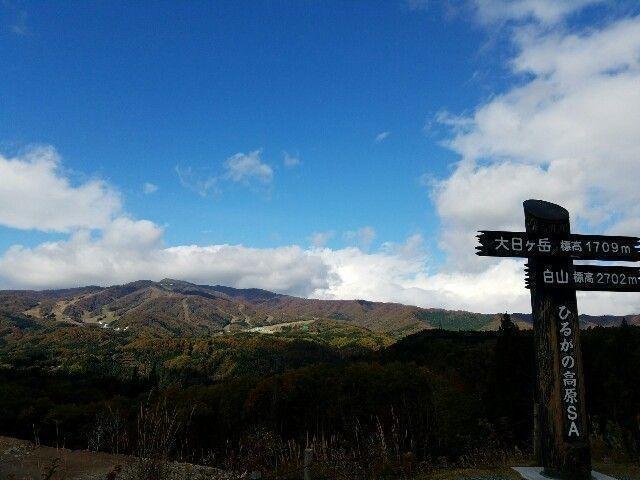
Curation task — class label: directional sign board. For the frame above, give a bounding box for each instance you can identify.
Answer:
[525,264,640,292]
[475,199,640,480]
[476,231,640,261]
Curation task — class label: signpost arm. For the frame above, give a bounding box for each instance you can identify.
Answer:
[524,200,591,480]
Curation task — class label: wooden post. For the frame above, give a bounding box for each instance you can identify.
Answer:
[524,200,591,480]
[533,402,540,463]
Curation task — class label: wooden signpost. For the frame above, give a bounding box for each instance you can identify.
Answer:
[476,199,640,480]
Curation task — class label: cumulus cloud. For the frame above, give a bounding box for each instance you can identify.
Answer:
[316,240,530,313]
[434,15,640,272]
[0,146,121,232]
[315,232,640,315]
[0,217,330,296]
[0,149,326,297]
[224,150,273,184]
[427,6,640,314]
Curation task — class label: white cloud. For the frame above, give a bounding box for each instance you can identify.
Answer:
[142,182,158,194]
[433,160,590,270]
[0,146,121,232]
[175,165,218,197]
[3,5,640,317]
[0,217,162,289]
[283,152,301,168]
[315,242,530,313]
[177,150,273,197]
[374,131,391,143]
[0,212,527,313]
[224,150,273,184]
[424,7,640,314]
[344,226,377,250]
[433,13,640,270]
[309,231,334,248]
[0,218,329,296]
[2,220,638,314]
[314,234,640,315]
[472,0,602,26]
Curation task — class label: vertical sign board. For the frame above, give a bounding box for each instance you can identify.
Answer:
[523,201,590,480]
[476,199,640,480]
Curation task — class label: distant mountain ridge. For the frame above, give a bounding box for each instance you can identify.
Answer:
[0,279,637,337]
[509,312,634,329]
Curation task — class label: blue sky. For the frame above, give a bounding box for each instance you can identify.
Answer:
[2,1,640,314]
[1,1,495,253]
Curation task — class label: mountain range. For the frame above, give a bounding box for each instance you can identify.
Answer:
[0,279,637,337]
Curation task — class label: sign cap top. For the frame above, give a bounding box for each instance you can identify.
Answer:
[523,199,569,222]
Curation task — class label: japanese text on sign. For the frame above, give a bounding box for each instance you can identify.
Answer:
[558,305,581,438]
[528,265,640,292]
[476,231,640,261]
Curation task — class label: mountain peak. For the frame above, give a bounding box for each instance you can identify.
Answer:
[158,279,196,288]
[3,280,637,337]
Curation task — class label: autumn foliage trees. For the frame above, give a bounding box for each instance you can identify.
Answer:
[0,316,638,474]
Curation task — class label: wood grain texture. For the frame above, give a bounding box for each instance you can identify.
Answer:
[524,200,591,480]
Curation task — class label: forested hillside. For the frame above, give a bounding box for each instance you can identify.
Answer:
[0,305,638,479]
[1,280,636,338]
